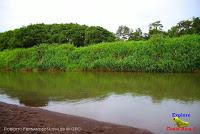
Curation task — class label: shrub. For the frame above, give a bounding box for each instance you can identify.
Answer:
[0,35,199,72]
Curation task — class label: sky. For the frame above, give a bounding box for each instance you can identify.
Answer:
[0,0,200,33]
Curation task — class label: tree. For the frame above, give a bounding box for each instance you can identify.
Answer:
[192,17,200,34]
[143,33,149,40]
[177,20,193,35]
[66,24,87,47]
[0,23,116,50]
[85,26,115,45]
[149,21,164,36]
[168,17,200,37]
[116,25,132,40]
[129,28,144,41]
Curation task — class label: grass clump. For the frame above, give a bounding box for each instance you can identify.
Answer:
[0,35,200,72]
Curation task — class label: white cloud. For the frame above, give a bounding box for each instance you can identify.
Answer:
[0,0,200,33]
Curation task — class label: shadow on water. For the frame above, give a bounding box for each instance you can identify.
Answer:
[0,72,200,107]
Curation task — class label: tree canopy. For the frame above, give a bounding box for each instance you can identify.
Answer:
[168,17,200,37]
[0,17,200,51]
[148,21,164,35]
[116,17,200,41]
[129,28,144,41]
[0,23,116,50]
[116,25,132,40]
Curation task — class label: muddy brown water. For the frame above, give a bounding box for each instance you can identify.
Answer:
[0,72,200,134]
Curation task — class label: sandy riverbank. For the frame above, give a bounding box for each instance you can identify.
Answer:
[0,102,153,134]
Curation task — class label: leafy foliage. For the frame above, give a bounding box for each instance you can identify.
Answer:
[0,23,116,50]
[148,21,165,36]
[85,26,115,45]
[129,28,144,41]
[116,25,133,40]
[168,17,200,37]
[0,35,199,72]
[116,17,200,41]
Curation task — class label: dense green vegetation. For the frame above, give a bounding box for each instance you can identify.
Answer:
[116,17,200,40]
[0,17,199,72]
[0,17,199,50]
[0,23,115,50]
[0,35,199,72]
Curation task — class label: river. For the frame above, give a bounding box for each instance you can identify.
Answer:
[0,72,200,134]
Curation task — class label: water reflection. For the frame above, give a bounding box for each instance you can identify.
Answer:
[0,72,200,134]
[0,72,200,106]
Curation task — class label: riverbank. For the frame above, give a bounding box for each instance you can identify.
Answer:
[0,35,200,72]
[0,102,153,134]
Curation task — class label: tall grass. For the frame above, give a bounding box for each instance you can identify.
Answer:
[0,35,200,72]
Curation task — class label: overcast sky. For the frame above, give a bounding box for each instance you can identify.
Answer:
[0,0,200,33]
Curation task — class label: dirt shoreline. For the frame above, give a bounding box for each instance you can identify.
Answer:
[0,102,153,134]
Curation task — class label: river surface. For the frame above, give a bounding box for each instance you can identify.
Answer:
[0,72,200,134]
